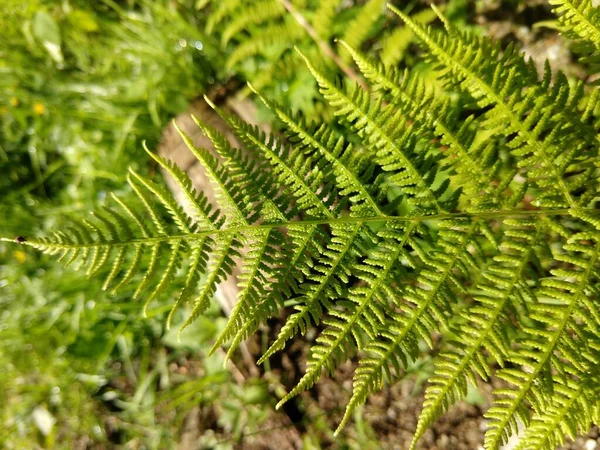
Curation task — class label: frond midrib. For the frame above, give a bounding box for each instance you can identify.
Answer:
[10,208,589,250]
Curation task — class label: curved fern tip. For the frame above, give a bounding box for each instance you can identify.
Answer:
[224,347,234,363]
[141,140,154,157]
[293,46,307,60]
[430,3,450,29]
[202,94,216,109]
[207,342,219,357]
[337,39,351,50]
[386,3,404,19]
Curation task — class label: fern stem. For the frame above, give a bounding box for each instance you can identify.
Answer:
[6,208,596,250]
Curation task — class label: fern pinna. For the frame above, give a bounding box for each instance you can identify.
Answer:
[5,1,600,448]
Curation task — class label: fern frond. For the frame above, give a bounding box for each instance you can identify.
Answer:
[220,224,326,358]
[13,6,600,448]
[297,48,455,214]
[168,238,210,328]
[339,0,386,61]
[176,120,254,227]
[203,130,326,352]
[226,18,304,69]
[515,366,600,450]
[550,0,600,57]
[220,0,285,47]
[380,8,437,66]
[339,41,504,208]
[206,0,242,34]
[206,96,337,219]
[251,85,386,217]
[276,221,418,409]
[484,231,600,449]
[390,5,598,211]
[312,0,343,40]
[144,140,216,230]
[337,219,480,433]
[259,222,370,363]
[411,219,543,448]
[128,169,194,234]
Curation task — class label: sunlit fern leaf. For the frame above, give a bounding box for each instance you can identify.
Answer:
[550,0,600,72]
[410,218,545,449]
[380,8,437,67]
[226,18,304,70]
[276,221,420,409]
[339,41,505,209]
[8,4,600,449]
[258,222,374,364]
[336,218,481,433]
[250,85,387,217]
[391,5,599,212]
[195,114,323,352]
[179,232,243,333]
[167,238,211,328]
[143,141,217,231]
[220,0,285,47]
[311,0,343,40]
[339,0,386,61]
[206,0,242,34]
[206,95,338,219]
[220,223,327,357]
[515,366,600,450]
[484,231,600,449]
[297,48,457,214]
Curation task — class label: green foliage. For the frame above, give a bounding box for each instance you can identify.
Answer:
[550,0,600,74]
[206,0,432,115]
[7,1,600,449]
